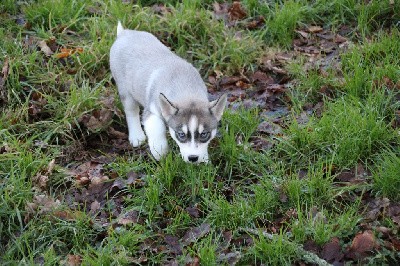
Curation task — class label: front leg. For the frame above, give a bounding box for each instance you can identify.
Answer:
[143,113,169,160]
[121,96,146,147]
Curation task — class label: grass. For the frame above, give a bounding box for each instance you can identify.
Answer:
[373,151,400,201]
[1,0,400,265]
[280,93,396,168]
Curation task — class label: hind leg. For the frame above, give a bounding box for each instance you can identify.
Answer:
[120,95,146,147]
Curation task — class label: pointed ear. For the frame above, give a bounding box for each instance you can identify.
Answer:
[159,93,178,120]
[209,93,227,120]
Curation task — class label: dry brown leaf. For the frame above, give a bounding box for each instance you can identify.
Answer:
[217,251,241,265]
[66,254,82,266]
[107,126,128,139]
[38,40,54,56]
[151,3,171,15]
[90,200,101,213]
[117,211,139,225]
[246,16,265,30]
[321,237,343,263]
[182,223,211,246]
[346,230,378,260]
[165,235,183,255]
[80,109,113,131]
[24,194,61,223]
[296,30,310,39]
[55,48,73,59]
[213,2,230,20]
[33,174,49,189]
[53,210,76,221]
[307,25,323,33]
[186,206,200,218]
[47,158,56,174]
[228,1,247,21]
[334,34,347,44]
[55,47,83,59]
[257,121,283,135]
[251,71,274,85]
[76,176,90,186]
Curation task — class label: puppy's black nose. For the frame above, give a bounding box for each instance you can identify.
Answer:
[188,155,199,163]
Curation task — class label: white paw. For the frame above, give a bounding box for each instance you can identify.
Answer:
[149,139,169,160]
[129,131,146,147]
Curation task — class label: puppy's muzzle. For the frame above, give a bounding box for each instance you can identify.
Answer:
[188,155,199,163]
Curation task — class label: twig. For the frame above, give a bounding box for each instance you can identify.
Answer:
[239,227,333,266]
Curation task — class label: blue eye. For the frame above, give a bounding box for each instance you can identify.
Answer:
[176,131,186,141]
[199,132,210,141]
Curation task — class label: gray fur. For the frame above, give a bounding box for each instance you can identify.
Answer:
[109,22,226,163]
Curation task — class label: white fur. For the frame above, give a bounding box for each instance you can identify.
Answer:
[143,114,168,160]
[117,21,124,37]
[169,127,217,163]
[110,23,227,162]
[198,124,204,134]
[120,97,146,147]
[188,116,198,137]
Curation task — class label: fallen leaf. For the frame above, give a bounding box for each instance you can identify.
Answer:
[213,2,230,20]
[245,16,265,30]
[334,34,347,44]
[79,108,113,131]
[53,210,76,221]
[346,230,378,260]
[151,3,171,15]
[186,206,200,218]
[217,231,233,252]
[321,237,344,263]
[217,251,241,265]
[165,235,183,255]
[296,30,310,39]
[32,174,49,189]
[365,197,390,221]
[56,49,74,59]
[307,25,323,33]
[47,159,56,174]
[228,1,247,21]
[107,126,128,139]
[66,254,82,266]
[55,47,83,59]
[391,216,400,226]
[28,91,47,117]
[117,210,140,225]
[76,176,90,186]
[24,194,61,223]
[38,40,54,56]
[263,59,288,75]
[218,76,243,87]
[388,204,400,218]
[250,71,274,85]
[182,223,211,245]
[235,80,250,89]
[303,239,320,254]
[257,121,283,135]
[90,200,101,214]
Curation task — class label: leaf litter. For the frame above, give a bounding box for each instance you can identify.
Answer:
[7,1,400,265]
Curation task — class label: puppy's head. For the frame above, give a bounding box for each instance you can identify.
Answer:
[159,93,227,163]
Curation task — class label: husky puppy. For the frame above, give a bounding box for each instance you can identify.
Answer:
[110,22,227,163]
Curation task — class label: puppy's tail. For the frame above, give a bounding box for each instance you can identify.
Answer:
[116,21,124,37]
